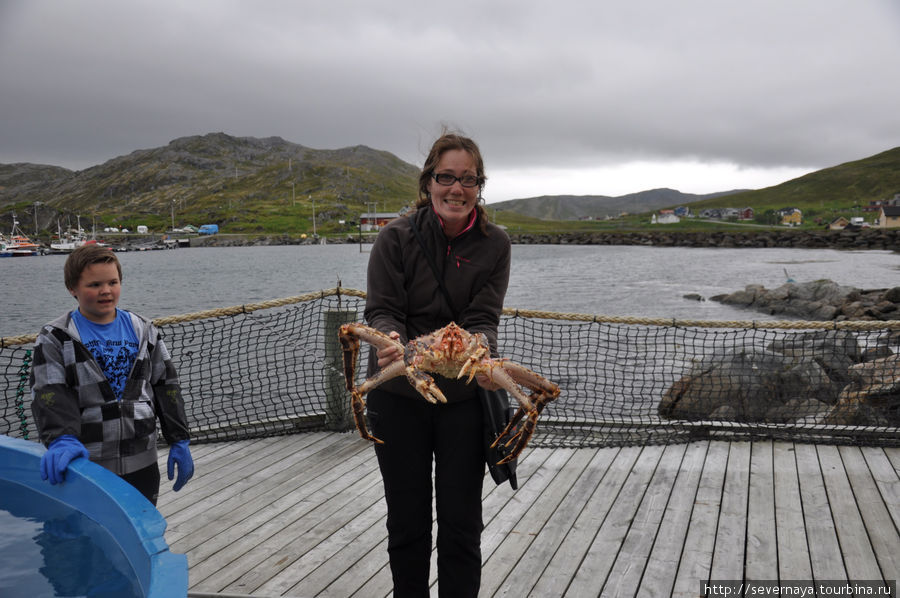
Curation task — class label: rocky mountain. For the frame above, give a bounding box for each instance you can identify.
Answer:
[0,133,420,233]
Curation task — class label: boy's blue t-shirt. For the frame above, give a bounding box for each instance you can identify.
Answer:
[71,308,139,401]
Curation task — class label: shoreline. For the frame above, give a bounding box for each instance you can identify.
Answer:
[182,228,900,251]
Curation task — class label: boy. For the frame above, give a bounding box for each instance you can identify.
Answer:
[30,244,193,505]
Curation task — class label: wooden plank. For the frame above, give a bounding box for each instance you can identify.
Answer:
[816,444,882,580]
[257,502,388,597]
[794,442,846,582]
[860,447,900,534]
[838,446,900,580]
[162,433,335,528]
[602,443,689,597]
[562,444,666,598]
[528,445,640,597]
[178,437,377,576]
[639,441,710,598]
[670,441,729,598]
[479,447,597,596]
[191,449,385,592]
[480,447,562,558]
[490,447,617,597]
[745,441,777,581]
[772,442,813,581]
[211,471,385,594]
[478,448,579,594]
[708,441,750,581]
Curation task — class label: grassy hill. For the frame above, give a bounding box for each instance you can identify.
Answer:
[0,133,420,236]
[1,135,898,237]
[666,147,900,224]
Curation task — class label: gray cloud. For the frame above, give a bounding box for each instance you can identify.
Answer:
[2,0,898,198]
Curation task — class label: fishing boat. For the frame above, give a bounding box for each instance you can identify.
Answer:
[49,219,90,254]
[0,216,41,257]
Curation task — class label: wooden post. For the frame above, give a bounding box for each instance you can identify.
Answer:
[323,309,358,431]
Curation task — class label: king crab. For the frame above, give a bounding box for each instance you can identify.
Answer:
[338,322,560,464]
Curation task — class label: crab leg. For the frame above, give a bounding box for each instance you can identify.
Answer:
[350,390,383,444]
[339,323,407,443]
[484,361,561,464]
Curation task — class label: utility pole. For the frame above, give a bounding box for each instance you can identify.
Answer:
[33,201,42,236]
[171,200,176,231]
[311,196,317,236]
[292,182,295,207]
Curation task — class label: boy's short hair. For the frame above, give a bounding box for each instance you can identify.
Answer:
[64,244,123,290]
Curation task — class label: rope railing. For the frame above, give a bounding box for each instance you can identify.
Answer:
[3,288,898,448]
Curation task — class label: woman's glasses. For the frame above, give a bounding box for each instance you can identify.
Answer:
[432,173,481,188]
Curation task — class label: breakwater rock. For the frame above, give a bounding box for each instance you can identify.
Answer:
[507,228,900,250]
[659,336,900,428]
[710,279,900,321]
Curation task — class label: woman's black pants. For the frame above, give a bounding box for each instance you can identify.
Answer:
[368,388,485,598]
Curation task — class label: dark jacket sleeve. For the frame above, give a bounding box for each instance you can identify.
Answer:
[365,223,412,342]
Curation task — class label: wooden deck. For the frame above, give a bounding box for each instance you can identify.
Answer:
[156,432,900,597]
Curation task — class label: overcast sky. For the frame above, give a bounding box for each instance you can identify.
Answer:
[2,1,899,202]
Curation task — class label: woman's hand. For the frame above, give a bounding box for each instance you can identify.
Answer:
[376,331,403,368]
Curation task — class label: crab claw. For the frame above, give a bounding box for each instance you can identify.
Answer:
[408,369,448,404]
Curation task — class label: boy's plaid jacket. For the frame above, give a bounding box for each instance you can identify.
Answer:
[30,310,190,475]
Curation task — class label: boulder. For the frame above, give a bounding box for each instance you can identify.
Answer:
[824,354,900,426]
[659,348,840,422]
[659,329,864,423]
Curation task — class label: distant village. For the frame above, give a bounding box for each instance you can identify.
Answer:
[650,193,900,229]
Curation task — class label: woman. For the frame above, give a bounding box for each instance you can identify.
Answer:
[364,131,511,596]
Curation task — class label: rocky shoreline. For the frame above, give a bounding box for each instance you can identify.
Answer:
[184,227,900,251]
[709,279,900,322]
[505,227,900,250]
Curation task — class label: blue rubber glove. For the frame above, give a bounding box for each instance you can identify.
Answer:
[41,435,90,485]
[167,440,194,492]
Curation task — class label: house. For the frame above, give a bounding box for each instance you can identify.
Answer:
[673,206,691,217]
[652,210,680,224]
[828,216,850,230]
[739,207,754,220]
[877,206,900,229]
[359,212,400,232]
[779,207,802,226]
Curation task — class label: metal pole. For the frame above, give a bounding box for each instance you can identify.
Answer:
[313,199,317,236]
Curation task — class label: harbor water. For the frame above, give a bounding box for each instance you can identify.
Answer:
[1,243,898,337]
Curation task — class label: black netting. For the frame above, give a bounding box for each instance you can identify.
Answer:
[3,288,899,447]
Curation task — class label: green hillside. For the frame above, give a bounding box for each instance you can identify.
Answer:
[1,136,897,237]
[0,133,420,236]
[673,146,900,226]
